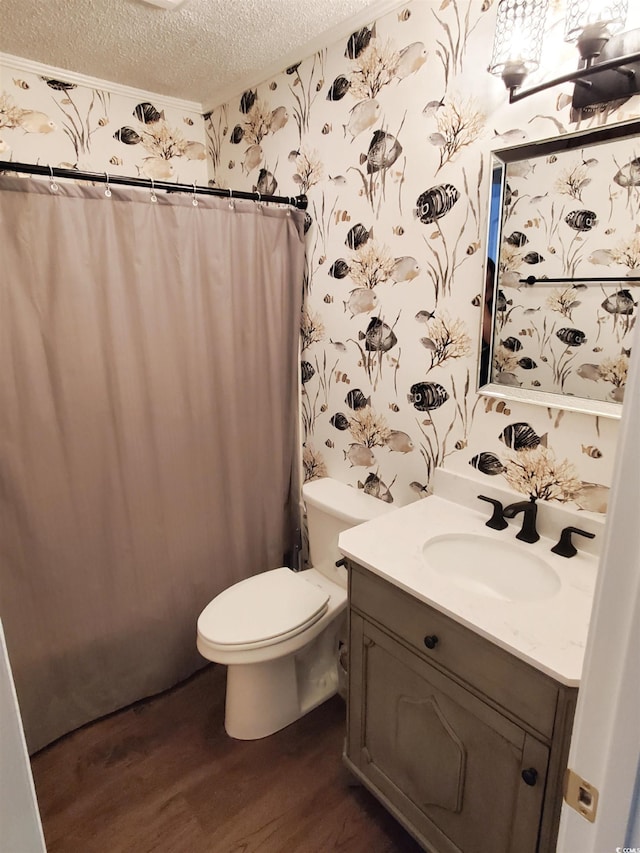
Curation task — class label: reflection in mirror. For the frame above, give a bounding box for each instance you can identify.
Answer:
[479,119,640,419]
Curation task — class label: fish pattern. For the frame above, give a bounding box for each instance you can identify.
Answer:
[3,2,625,511]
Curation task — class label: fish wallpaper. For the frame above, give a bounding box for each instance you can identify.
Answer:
[206,0,638,513]
[4,0,640,516]
[492,136,638,404]
[0,57,207,182]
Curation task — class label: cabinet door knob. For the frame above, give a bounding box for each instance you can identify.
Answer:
[423,634,439,650]
[522,767,538,786]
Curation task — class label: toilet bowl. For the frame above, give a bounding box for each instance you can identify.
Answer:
[196,478,393,739]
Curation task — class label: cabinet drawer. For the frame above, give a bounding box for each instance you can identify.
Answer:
[349,562,559,739]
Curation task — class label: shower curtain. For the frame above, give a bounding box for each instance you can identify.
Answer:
[0,176,305,752]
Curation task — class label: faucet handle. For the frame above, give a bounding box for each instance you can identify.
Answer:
[551,526,595,558]
[478,495,508,530]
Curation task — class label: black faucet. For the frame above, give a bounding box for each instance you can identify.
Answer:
[477,495,508,530]
[551,526,595,558]
[503,497,539,543]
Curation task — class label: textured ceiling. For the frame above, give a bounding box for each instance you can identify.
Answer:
[0,0,403,110]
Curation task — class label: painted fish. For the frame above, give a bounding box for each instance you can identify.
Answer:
[359,317,398,352]
[329,259,350,279]
[358,472,393,502]
[41,77,76,91]
[344,443,376,467]
[565,209,597,231]
[344,99,381,140]
[470,452,505,475]
[588,249,614,265]
[574,482,609,513]
[613,157,640,187]
[523,251,545,264]
[495,290,510,311]
[133,102,164,124]
[141,157,174,180]
[184,141,206,160]
[301,362,315,384]
[17,111,56,134]
[270,106,288,131]
[345,223,371,250]
[344,287,378,317]
[500,336,523,352]
[493,128,527,143]
[601,289,636,315]
[517,357,537,369]
[327,76,351,101]
[582,445,603,458]
[422,97,445,118]
[345,26,373,59]
[507,160,535,179]
[390,256,420,283]
[385,430,414,453]
[556,327,587,346]
[330,413,350,430]
[494,371,522,386]
[363,130,402,173]
[330,339,347,352]
[114,126,142,145]
[345,389,371,410]
[414,184,459,224]
[505,231,528,247]
[415,309,436,322]
[255,168,277,195]
[499,422,542,451]
[394,42,427,79]
[407,382,449,411]
[230,124,244,144]
[577,363,602,381]
[240,89,257,114]
[410,481,430,498]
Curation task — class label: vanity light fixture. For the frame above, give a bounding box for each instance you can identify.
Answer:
[488,0,640,108]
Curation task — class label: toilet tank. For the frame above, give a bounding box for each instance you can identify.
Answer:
[302,478,393,585]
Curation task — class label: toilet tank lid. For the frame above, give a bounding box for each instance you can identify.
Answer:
[302,478,394,523]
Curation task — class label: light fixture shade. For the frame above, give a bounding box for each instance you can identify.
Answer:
[489,0,550,89]
[564,0,628,45]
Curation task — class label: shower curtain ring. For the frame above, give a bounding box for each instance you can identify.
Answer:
[150,178,157,204]
[192,182,198,207]
[48,165,59,193]
[104,172,112,198]
[228,188,234,210]
[256,191,262,210]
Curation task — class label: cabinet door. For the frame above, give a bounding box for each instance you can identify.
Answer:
[347,618,549,853]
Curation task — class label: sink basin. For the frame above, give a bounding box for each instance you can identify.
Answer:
[422,533,561,602]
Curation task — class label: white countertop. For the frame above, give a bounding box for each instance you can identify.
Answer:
[339,491,600,687]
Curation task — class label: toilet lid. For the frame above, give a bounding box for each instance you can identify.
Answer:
[198,567,330,647]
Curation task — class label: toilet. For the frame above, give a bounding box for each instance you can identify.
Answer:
[196,478,393,739]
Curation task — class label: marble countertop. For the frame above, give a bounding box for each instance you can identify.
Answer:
[338,486,600,687]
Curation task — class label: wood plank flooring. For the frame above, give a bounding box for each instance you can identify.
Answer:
[30,664,423,853]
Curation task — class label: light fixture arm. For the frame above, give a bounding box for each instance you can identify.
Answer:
[508,46,640,102]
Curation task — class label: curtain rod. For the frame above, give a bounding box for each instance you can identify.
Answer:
[0,161,308,210]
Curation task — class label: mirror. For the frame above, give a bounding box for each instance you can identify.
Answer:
[480,119,640,419]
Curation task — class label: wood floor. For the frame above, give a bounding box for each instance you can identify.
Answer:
[30,664,423,853]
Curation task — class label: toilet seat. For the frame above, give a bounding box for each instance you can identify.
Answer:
[197,567,330,652]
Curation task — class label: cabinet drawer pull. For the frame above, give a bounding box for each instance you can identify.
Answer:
[522,767,538,786]
[423,634,439,650]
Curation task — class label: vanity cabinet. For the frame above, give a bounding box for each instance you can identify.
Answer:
[344,562,577,853]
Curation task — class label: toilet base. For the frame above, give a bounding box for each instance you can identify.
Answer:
[223,615,344,739]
